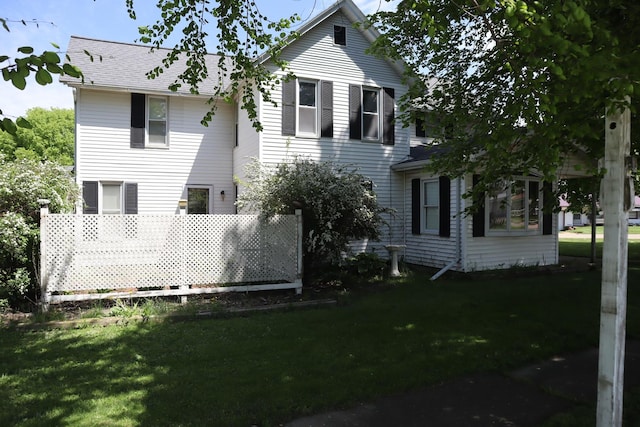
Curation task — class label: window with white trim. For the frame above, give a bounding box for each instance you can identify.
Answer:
[422,179,439,233]
[362,87,381,141]
[297,80,317,136]
[102,183,122,215]
[147,96,168,146]
[487,178,541,234]
[187,186,211,214]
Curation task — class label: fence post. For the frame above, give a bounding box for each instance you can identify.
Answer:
[38,199,51,312]
[179,205,188,304]
[295,209,303,294]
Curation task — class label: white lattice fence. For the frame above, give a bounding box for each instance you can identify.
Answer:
[39,202,302,306]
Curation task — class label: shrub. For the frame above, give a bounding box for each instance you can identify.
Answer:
[237,157,392,281]
[0,155,78,309]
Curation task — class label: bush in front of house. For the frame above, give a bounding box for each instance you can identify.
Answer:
[237,157,392,283]
[0,155,79,310]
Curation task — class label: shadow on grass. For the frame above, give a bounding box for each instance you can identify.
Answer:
[0,267,638,426]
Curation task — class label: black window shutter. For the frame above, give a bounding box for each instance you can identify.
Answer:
[542,181,553,235]
[130,93,145,148]
[124,183,138,214]
[82,181,99,214]
[320,81,333,138]
[382,87,395,145]
[416,117,426,137]
[282,80,296,136]
[349,84,361,140]
[439,176,451,237]
[411,178,421,235]
[472,175,485,237]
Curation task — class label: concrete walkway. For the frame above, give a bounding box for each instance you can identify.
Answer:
[285,340,640,427]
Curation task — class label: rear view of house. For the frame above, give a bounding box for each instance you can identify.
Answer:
[61,0,564,274]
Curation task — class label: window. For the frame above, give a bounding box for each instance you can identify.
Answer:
[82,181,138,215]
[148,96,168,146]
[102,184,122,215]
[423,180,439,233]
[349,85,395,145]
[334,25,346,45]
[187,187,210,214]
[298,80,317,135]
[282,79,333,138]
[411,177,450,237]
[487,178,541,234]
[130,93,169,148]
[362,88,380,140]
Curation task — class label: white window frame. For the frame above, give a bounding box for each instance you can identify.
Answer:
[485,177,542,236]
[147,95,169,148]
[296,79,318,137]
[186,185,212,214]
[422,179,440,234]
[100,182,123,215]
[361,87,381,142]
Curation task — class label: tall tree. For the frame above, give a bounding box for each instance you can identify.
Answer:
[368,0,638,198]
[368,2,639,425]
[0,107,74,165]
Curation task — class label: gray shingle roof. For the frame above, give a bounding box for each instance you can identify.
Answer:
[60,36,232,96]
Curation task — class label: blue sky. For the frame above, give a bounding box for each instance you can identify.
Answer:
[1,0,396,119]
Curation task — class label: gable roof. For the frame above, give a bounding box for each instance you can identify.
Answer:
[61,0,404,94]
[257,0,405,78]
[60,36,232,96]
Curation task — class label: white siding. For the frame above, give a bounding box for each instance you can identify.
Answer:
[399,171,461,269]
[462,176,558,271]
[244,11,410,253]
[75,89,235,214]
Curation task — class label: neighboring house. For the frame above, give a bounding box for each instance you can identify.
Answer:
[60,0,573,273]
[558,198,591,229]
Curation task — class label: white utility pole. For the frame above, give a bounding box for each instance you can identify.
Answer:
[596,100,631,427]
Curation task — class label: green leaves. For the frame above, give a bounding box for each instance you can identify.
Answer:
[368,0,639,201]
[128,0,299,130]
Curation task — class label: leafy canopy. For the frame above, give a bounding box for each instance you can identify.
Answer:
[0,18,82,135]
[0,107,74,165]
[368,0,640,200]
[126,0,299,130]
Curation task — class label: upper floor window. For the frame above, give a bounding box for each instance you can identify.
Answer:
[334,25,346,45]
[282,79,333,138]
[130,93,169,149]
[362,88,381,141]
[349,85,395,145]
[148,96,168,146]
[487,178,541,235]
[298,80,318,136]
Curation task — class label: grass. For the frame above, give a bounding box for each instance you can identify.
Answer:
[563,225,640,234]
[1,264,639,427]
[1,239,639,427]
[559,239,640,261]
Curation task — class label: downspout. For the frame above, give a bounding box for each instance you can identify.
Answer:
[430,176,463,281]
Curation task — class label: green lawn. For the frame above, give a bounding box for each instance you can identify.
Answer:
[564,225,640,234]
[1,264,640,427]
[559,239,640,261]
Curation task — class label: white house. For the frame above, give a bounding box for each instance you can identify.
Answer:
[60,0,565,273]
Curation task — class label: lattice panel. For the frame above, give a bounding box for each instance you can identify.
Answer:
[43,214,298,293]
